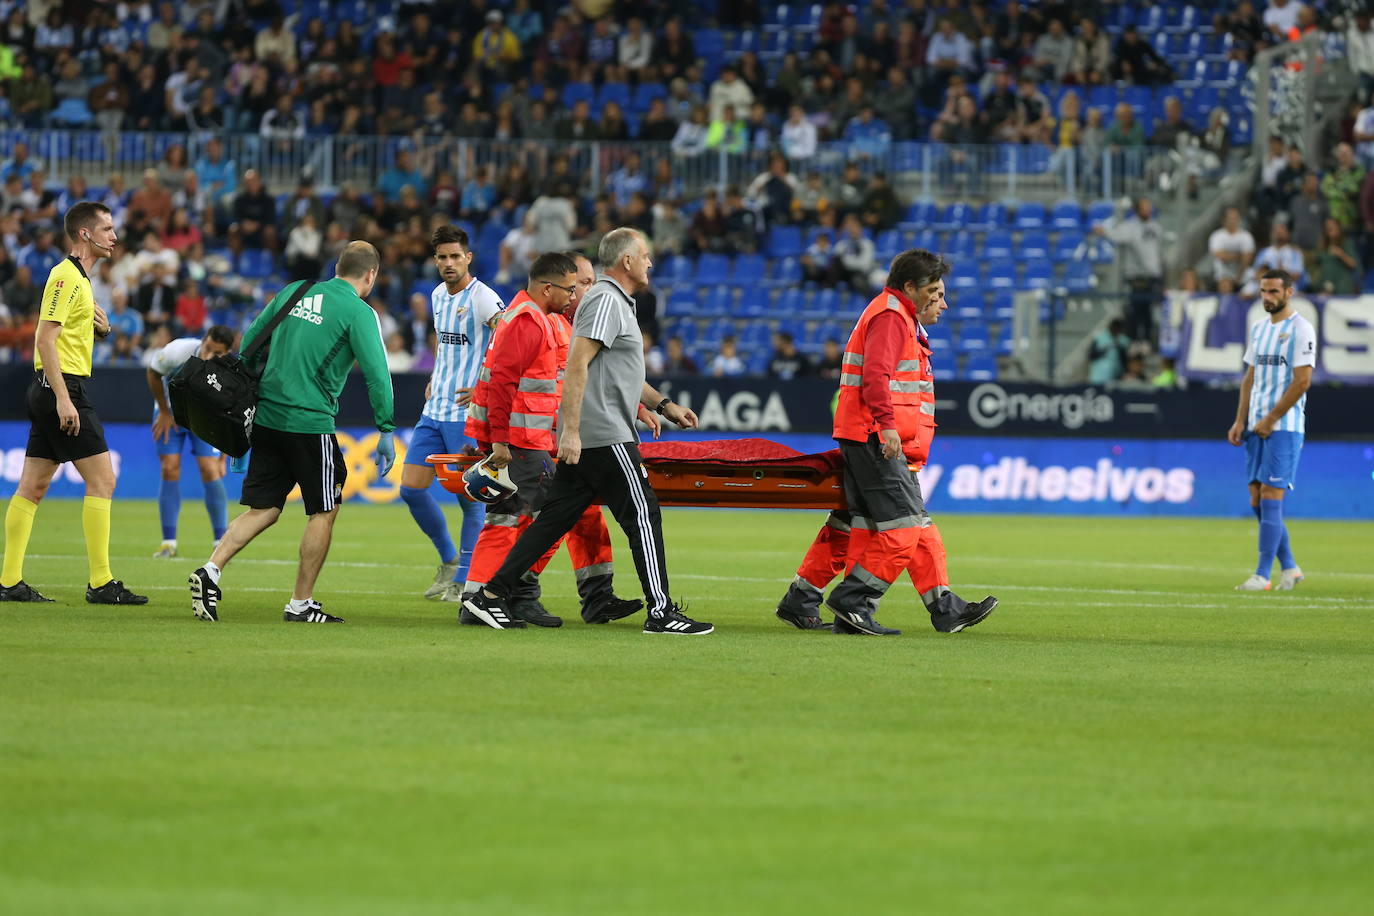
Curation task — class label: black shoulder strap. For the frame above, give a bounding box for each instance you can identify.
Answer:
[242,279,316,364]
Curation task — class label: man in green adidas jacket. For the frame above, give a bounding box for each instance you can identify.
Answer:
[188,241,397,624]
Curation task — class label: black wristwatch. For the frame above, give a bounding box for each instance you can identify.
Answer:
[654,398,673,416]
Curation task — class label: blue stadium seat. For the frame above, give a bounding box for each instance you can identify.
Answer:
[596,82,631,112]
[989,291,1016,321]
[901,200,935,228]
[766,225,803,259]
[1024,261,1055,292]
[875,229,902,261]
[949,266,981,294]
[631,82,668,112]
[1063,260,1097,293]
[697,253,729,279]
[1050,200,1083,231]
[1020,231,1050,260]
[561,82,595,109]
[666,288,700,317]
[1086,200,1116,226]
[962,355,998,382]
[701,285,733,316]
[737,284,769,317]
[1052,231,1085,262]
[986,260,1018,290]
[808,287,840,318]
[1013,202,1047,230]
[776,287,806,315]
[730,254,766,284]
[982,230,1014,260]
[930,353,958,378]
[660,255,693,285]
[949,292,984,322]
[239,248,275,279]
[957,324,990,352]
[945,231,976,260]
[932,202,971,232]
[972,201,1007,231]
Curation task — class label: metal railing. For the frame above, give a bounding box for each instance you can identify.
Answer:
[0,128,1207,204]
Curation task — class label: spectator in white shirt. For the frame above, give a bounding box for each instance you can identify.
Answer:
[1262,0,1303,40]
[709,335,746,377]
[671,106,710,157]
[1347,12,1374,98]
[926,18,974,73]
[1354,91,1374,168]
[833,214,879,288]
[781,105,819,162]
[1242,220,1306,294]
[1208,206,1256,287]
[618,17,653,70]
[708,67,755,122]
[1031,18,1075,82]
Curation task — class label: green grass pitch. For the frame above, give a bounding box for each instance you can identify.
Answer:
[2,500,1371,914]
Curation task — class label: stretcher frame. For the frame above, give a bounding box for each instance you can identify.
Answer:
[426,453,847,510]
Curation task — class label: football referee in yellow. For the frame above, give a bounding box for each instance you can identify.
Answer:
[0,202,147,605]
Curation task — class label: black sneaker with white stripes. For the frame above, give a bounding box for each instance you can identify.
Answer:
[643,603,714,635]
[283,600,344,623]
[460,589,525,629]
[189,567,221,621]
[0,580,54,602]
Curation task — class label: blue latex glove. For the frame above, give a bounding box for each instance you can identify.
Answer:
[229,452,250,474]
[375,431,396,479]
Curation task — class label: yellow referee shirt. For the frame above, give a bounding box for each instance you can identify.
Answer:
[34,255,95,378]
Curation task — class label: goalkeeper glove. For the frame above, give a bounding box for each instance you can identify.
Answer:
[375,431,396,479]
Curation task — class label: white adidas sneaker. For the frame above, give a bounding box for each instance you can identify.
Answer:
[1235,574,1272,591]
[1275,567,1304,591]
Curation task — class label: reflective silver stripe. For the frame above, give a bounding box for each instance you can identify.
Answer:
[824,512,851,533]
[885,294,902,311]
[917,380,935,393]
[917,510,934,528]
[919,401,936,416]
[486,513,522,528]
[895,359,921,371]
[574,562,614,581]
[517,377,558,393]
[872,514,919,532]
[849,563,894,592]
[791,574,823,595]
[849,515,874,530]
[478,366,491,382]
[839,372,862,387]
[509,412,555,430]
[890,380,923,393]
[841,353,864,367]
[920,584,949,608]
[468,404,488,422]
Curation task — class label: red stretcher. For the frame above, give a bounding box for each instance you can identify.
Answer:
[426,438,848,510]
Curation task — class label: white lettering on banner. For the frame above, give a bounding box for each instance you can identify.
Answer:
[967,383,1114,430]
[673,390,791,431]
[926,457,1194,505]
[1322,298,1374,376]
[1182,297,1240,373]
[3,448,123,483]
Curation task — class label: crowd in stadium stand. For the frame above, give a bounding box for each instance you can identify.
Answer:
[0,0,1359,382]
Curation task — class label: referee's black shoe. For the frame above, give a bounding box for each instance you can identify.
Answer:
[0,580,54,602]
[461,590,525,629]
[189,567,221,621]
[829,605,901,636]
[930,594,998,633]
[643,602,714,635]
[86,579,148,605]
[583,595,644,625]
[283,600,344,623]
[511,598,562,628]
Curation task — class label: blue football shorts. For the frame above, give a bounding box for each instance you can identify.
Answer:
[405,415,477,467]
[1244,429,1303,490]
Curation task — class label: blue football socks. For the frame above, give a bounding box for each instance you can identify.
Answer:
[158,478,180,541]
[203,477,229,540]
[1256,498,1284,579]
[401,484,457,565]
[456,496,486,583]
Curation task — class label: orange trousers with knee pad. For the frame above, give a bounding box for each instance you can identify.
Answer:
[467,505,612,593]
[795,509,949,599]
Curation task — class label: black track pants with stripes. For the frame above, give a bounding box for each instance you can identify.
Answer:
[487,442,672,617]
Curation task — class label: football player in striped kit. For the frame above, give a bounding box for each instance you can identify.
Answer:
[400,225,506,600]
[1227,269,1316,591]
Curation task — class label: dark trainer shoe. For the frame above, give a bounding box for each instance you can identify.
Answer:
[86,579,148,605]
[189,567,221,621]
[512,598,563,628]
[461,590,525,629]
[0,580,54,602]
[643,602,713,635]
[931,595,998,634]
[583,595,644,625]
[283,600,344,623]
[776,604,833,630]
[829,605,901,636]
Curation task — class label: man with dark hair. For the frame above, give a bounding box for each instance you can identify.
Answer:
[2,202,147,605]
[463,228,714,635]
[820,249,958,635]
[1227,269,1315,592]
[145,325,237,559]
[776,262,996,633]
[187,241,396,624]
[398,225,506,601]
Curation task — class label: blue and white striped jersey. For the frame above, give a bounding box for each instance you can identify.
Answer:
[1242,312,1316,434]
[422,278,505,423]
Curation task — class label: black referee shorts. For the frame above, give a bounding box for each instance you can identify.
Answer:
[25,372,108,463]
[241,425,346,515]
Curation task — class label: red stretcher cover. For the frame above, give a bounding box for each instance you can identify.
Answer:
[427,438,847,509]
